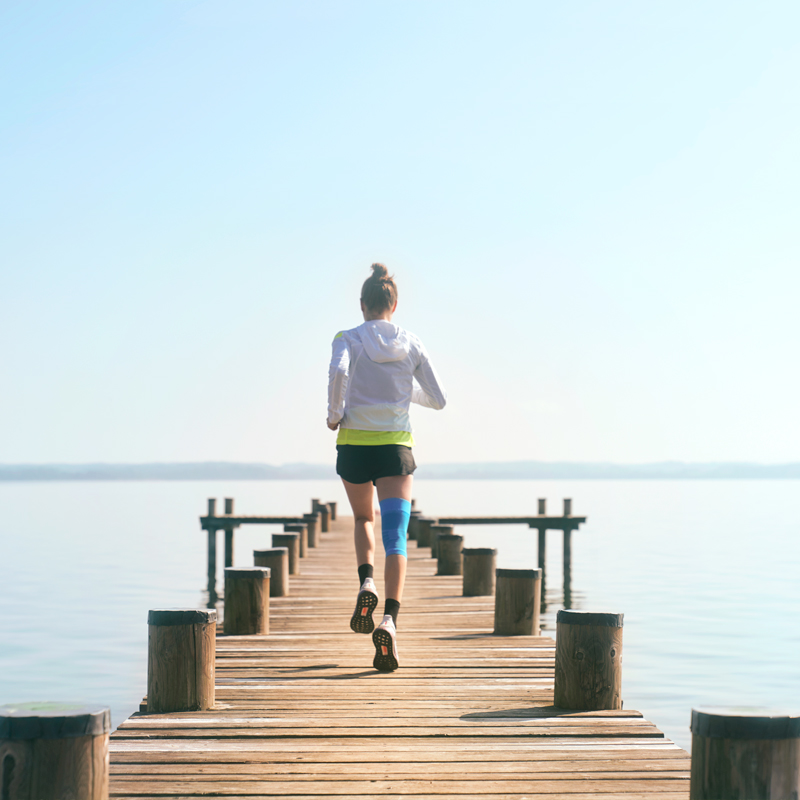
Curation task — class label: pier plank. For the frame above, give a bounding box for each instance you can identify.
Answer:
[109,514,689,797]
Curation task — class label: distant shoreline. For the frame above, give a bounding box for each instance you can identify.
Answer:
[2,461,799,481]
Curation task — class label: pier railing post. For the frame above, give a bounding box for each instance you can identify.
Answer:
[285,523,308,556]
[0,702,111,799]
[554,610,623,710]
[430,523,453,559]
[224,567,270,635]
[537,498,546,515]
[254,548,289,596]
[689,707,800,799]
[147,609,216,713]
[302,514,319,547]
[272,533,300,575]
[436,532,463,575]
[223,498,235,567]
[463,548,497,596]
[494,568,542,635]
[328,501,337,521]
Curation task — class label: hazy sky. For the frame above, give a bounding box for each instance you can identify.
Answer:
[3,1,799,466]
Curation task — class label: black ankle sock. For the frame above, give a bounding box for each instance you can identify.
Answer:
[358,563,374,586]
[384,599,401,627]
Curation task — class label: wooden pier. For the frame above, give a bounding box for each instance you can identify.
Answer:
[109,513,690,798]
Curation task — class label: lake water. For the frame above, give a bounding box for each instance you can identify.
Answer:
[1,479,798,751]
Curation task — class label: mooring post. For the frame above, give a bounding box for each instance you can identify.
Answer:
[416,517,436,549]
[0,702,111,798]
[328,501,337,521]
[536,525,547,610]
[223,567,270,635]
[310,498,320,513]
[207,498,218,600]
[254,547,289,597]
[223,497,235,568]
[147,609,216,712]
[302,513,319,547]
[463,547,497,596]
[318,503,330,533]
[430,523,453,559]
[494,568,542,635]
[563,525,573,609]
[436,532,463,575]
[538,498,546,515]
[563,498,572,516]
[407,510,422,541]
[554,610,623,710]
[285,523,308,556]
[689,707,800,799]
[272,532,300,575]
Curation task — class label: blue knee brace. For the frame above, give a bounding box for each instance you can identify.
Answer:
[379,497,411,557]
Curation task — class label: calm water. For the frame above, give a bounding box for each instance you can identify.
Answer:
[1,479,798,750]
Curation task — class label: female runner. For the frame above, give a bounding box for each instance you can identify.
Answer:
[327,264,447,671]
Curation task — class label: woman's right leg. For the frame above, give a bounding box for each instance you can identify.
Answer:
[341,478,376,569]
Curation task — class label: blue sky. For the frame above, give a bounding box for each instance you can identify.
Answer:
[2,1,799,466]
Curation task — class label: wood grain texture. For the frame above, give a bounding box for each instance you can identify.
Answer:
[494,569,541,635]
[463,548,496,596]
[253,548,289,596]
[436,533,463,575]
[554,620,623,710]
[111,513,688,798]
[223,569,270,635]
[271,533,300,575]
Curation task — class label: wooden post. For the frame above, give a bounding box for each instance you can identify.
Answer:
[328,501,337,521]
[536,525,547,610]
[223,499,235,567]
[253,548,289,596]
[494,568,542,635]
[206,499,217,599]
[436,533,463,575]
[416,517,436,548]
[411,498,416,509]
[407,510,422,541]
[0,702,111,799]
[430,524,454,560]
[208,498,217,517]
[563,498,572,516]
[285,523,308,556]
[310,498,320,513]
[537,498,546,515]
[302,514,319,547]
[223,568,270,635]
[554,610,623,710]
[563,526,573,609]
[147,609,216,713]
[272,533,300,575]
[690,707,800,799]
[318,504,330,533]
[463,548,497,596]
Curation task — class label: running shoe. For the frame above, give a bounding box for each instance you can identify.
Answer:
[372,615,399,672]
[350,577,379,633]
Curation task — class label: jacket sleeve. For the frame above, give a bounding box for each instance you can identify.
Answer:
[327,332,350,425]
[411,344,447,410]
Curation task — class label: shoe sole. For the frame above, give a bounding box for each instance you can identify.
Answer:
[372,627,399,672]
[350,589,378,634]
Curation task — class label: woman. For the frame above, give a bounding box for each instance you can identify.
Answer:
[327,263,447,671]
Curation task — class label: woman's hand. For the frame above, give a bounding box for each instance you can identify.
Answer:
[327,419,340,431]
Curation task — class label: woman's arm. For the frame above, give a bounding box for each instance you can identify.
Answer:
[327,332,350,427]
[412,346,447,410]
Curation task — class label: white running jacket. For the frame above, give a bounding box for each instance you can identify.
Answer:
[327,320,447,431]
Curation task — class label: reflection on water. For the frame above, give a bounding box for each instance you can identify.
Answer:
[2,479,799,754]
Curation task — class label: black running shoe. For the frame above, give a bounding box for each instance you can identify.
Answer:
[350,577,379,633]
[372,615,399,672]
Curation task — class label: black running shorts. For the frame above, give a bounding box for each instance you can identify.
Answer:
[336,444,417,485]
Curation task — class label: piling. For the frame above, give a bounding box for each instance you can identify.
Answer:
[416,517,436,548]
[690,707,800,799]
[463,547,497,596]
[494,568,542,635]
[224,567,270,635]
[302,514,319,547]
[206,499,217,591]
[285,523,308,556]
[254,547,289,596]
[430,523,453,559]
[223,498,235,567]
[563,498,572,516]
[272,533,300,575]
[408,510,422,541]
[436,533,464,575]
[537,498,546,515]
[312,499,330,533]
[554,610,623,710]
[328,501,337,521]
[147,609,216,713]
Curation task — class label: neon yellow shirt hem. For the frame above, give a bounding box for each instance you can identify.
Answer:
[336,429,415,447]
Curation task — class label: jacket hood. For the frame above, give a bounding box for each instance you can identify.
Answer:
[358,320,411,363]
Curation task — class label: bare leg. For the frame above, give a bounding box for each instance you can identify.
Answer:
[341,479,376,567]
[375,475,413,603]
